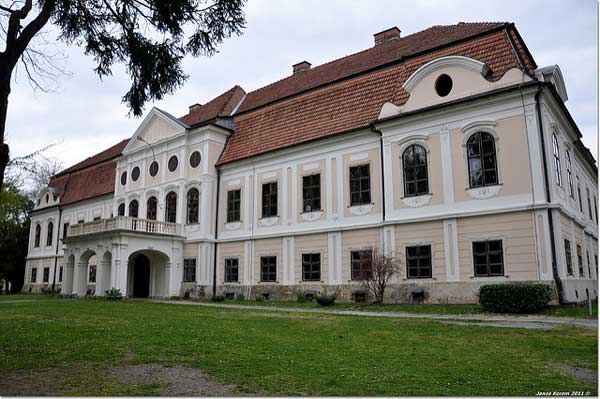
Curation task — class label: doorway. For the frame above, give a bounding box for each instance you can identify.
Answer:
[132,254,150,297]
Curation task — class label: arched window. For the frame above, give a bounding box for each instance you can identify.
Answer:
[402,144,429,197]
[146,196,157,220]
[117,203,125,216]
[128,200,139,218]
[187,188,199,224]
[552,133,562,187]
[165,192,177,223]
[46,222,53,246]
[467,132,498,188]
[34,224,41,247]
[565,150,574,197]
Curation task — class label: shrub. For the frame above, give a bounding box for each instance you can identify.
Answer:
[183,290,191,299]
[105,288,123,301]
[255,294,265,302]
[479,283,552,313]
[211,294,225,302]
[315,293,336,306]
[296,292,306,303]
[237,293,245,301]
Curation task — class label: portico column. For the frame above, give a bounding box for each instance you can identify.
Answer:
[164,262,172,298]
[63,261,74,295]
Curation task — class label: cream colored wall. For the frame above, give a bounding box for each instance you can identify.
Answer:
[253,237,284,283]
[294,233,329,283]
[342,149,382,216]
[394,220,445,281]
[340,228,381,282]
[391,134,443,209]
[451,115,532,202]
[457,211,537,281]
[218,241,244,283]
[183,243,197,258]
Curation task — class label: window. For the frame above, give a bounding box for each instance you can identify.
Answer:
[564,239,573,276]
[565,151,574,197]
[577,244,583,277]
[262,182,278,218]
[89,265,96,283]
[62,223,69,240]
[402,144,428,197]
[587,251,591,277]
[46,222,53,246]
[183,258,196,282]
[595,197,598,223]
[226,190,241,223]
[186,188,199,224]
[577,176,583,212]
[435,74,453,97]
[302,253,321,281]
[260,256,277,282]
[131,166,140,181]
[552,133,562,187]
[78,219,84,224]
[59,266,63,283]
[31,268,37,283]
[34,224,41,247]
[128,200,139,218]
[168,155,178,172]
[224,258,239,282]
[595,255,598,279]
[120,171,127,186]
[587,188,593,221]
[302,174,321,212]
[473,240,504,277]
[189,151,201,168]
[349,164,371,206]
[43,267,50,283]
[351,249,372,280]
[406,245,432,279]
[93,217,101,221]
[467,132,498,188]
[149,161,159,177]
[165,192,177,223]
[146,196,157,220]
[117,203,125,216]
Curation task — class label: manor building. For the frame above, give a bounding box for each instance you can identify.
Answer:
[25,22,598,303]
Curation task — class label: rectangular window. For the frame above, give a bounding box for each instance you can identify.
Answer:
[406,245,433,278]
[59,266,63,283]
[31,268,37,283]
[93,216,101,221]
[89,265,96,283]
[224,258,239,283]
[183,258,196,282]
[587,188,593,221]
[577,244,583,277]
[587,251,591,277]
[564,239,573,276]
[260,256,277,282]
[261,182,278,218]
[577,177,583,212]
[302,174,321,213]
[43,267,50,283]
[349,164,371,206]
[595,255,598,279]
[473,240,504,277]
[302,253,321,281]
[595,196,598,223]
[226,190,241,223]
[63,223,69,240]
[350,249,372,280]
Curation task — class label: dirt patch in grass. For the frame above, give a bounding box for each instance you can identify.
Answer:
[550,364,598,385]
[0,364,238,396]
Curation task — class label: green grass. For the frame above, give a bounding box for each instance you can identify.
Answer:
[0,299,596,396]
[0,293,62,301]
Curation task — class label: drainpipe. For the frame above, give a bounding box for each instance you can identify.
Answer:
[51,205,63,293]
[212,166,221,296]
[370,124,386,222]
[535,85,564,304]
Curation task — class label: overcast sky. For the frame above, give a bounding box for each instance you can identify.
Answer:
[6,0,598,172]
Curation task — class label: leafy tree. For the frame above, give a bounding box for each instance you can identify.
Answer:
[0,0,246,189]
[0,182,33,292]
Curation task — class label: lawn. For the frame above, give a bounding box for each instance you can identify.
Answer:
[0,293,63,301]
[0,299,596,396]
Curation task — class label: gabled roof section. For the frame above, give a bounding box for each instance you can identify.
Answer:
[122,107,189,154]
[179,85,246,127]
[56,139,129,176]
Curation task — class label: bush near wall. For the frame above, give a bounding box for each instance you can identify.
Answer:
[479,283,552,313]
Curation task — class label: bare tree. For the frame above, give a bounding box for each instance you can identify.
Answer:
[361,247,400,304]
[5,142,62,197]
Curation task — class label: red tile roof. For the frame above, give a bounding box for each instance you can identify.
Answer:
[219,23,531,164]
[179,85,246,126]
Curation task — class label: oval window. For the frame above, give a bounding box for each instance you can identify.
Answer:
[149,161,159,177]
[435,74,453,97]
[168,155,178,172]
[120,171,127,186]
[131,166,140,181]
[189,151,202,168]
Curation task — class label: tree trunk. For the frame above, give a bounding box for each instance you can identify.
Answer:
[0,63,12,190]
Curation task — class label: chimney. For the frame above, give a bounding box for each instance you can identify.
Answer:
[188,103,202,113]
[373,27,401,46]
[292,61,311,74]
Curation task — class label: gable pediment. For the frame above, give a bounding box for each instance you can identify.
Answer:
[123,107,188,154]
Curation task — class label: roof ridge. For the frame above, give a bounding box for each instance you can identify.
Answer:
[53,138,129,178]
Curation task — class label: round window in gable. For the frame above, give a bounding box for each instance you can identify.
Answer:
[189,151,202,168]
[435,74,453,97]
[120,171,127,186]
[131,166,140,181]
[149,161,159,177]
[168,155,179,172]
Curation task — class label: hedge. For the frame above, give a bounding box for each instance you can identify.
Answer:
[478,283,552,313]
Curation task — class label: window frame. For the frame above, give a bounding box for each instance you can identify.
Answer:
[165,191,177,223]
[34,224,41,247]
[88,264,97,283]
[587,188,593,221]
[62,223,69,240]
[466,131,499,188]
[302,174,321,213]
[46,221,53,247]
[186,188,200,224]
[260,256,277,283]
[146,196,157,220]
[224,257,239,283]
[350,249,373,281]
[226,189,241,223]
[577,244,584,277]
[552,133,563,187]
[406,244,433,279]
[349,164,372,206]
[564,239,573,276]
[261,181,278,218]
[183,258,197,282]
[31,267,37,283]
[472,240,504,277]
[301,253,321,282]
[565,150,574,197]
[43,267,50,283]
[128,199,139,218]
[402,144,429,197]
[117,203,126,217]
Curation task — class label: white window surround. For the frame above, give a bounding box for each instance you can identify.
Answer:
[402,55,489,93]
[348,203,374,216]
[259,216,279,226]
[301,210,323,222]
[398,136,432,204]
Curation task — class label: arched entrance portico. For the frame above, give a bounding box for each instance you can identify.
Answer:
[132,254,150,297]
[127,250,171,298]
